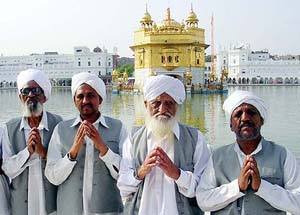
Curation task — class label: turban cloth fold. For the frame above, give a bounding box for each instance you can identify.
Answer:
[143,75,186,104]
[223,90,268,122]
[17,69,51,101]
[71,72,106,102]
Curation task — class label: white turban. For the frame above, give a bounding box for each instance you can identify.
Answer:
[223,90,268,122]
[71,72,106,102]
[17,69,51,101]
[143,75,186,104]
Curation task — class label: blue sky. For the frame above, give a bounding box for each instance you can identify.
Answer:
[0,0,299,57]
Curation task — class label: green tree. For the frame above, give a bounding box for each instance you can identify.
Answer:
[117,64,134,77]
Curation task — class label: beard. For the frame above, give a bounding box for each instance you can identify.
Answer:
[145,109,178,138]
[23,100,43,117]
[236,122,261,141]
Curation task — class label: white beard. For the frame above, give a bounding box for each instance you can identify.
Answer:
[145,110,178,138]
[23,101,43,117]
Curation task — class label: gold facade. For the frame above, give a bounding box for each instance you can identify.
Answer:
[131,7,208,90]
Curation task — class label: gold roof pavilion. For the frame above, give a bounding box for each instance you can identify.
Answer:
[131,6,208,91]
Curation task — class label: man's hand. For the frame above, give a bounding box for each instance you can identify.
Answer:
[69,123,85,160]
[249,156,261,191]
[238,156,251,191]
[137,147,180,180]
[238,155,261,192]
[27,128,46,159]
[155,147,180,180]
[137,149,159,180]
[82,120,108,157]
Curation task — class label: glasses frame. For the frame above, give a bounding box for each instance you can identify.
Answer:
[20,87,44,96]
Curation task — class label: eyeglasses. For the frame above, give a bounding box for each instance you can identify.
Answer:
[20,87,44,96]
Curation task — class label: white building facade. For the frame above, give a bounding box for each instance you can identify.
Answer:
[0,46,117,87]
[216,44,300,85]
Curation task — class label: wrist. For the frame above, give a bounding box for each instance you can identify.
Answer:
[95,142,108,157]
[69,151,77,160]
[41,151,47,159]
[172,168,181,180]
[67,153,77,161]
[135,168,144,180]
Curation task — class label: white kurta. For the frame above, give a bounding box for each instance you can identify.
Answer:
[2,111,56,215]
[0,128,10,215]
[45,115,127,215]
[117,122,211,215]
[196,140,300,215]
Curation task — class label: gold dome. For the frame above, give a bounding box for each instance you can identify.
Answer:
[186,10,199,22]
[140,6,152,24]
[141,12,152,22]
[158,8,182,31]
[160,18,181,27]
[186,70,192,78]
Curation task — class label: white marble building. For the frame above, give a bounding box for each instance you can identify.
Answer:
[0,46,118,87]
[216,44,300,84]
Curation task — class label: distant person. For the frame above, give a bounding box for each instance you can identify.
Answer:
[196,90,300,214]
[45,72,127,215]
[117,75,210,215]
[2,69,62,215]
[0,128,10,215]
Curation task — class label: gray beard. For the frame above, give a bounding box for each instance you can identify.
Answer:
[23,101,43,117]
[145,111,178,138]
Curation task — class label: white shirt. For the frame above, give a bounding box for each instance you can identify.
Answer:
[2,111,56,215]
[196,140,300,215]
[0,128,10,215]
[45,115,127,215]
[117,122,211,215]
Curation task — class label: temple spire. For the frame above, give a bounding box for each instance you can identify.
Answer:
[167,8,171,26]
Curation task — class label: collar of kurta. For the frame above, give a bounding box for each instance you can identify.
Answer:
[71,114,109,129]
[233,138,264,157]
[20,110,49,131]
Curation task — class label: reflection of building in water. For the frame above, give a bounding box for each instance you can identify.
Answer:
[208,95,216,145]
[108,94,145,129]
[0,46,118,87]
[204,93,228,146]
[180,95,205,133]
[133,95,146,126]
[131,6,208,91]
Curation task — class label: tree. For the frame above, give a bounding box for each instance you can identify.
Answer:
[117,64,134,77]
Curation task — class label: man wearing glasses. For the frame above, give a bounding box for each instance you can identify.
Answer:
[2,69,62,215]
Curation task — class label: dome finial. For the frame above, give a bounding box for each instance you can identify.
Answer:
[167,7,171,26]
[140,4,153,25]
[186,4,199,25]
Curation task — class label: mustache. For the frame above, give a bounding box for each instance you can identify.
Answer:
[25,98,38,104]
[82,104,93,108]
[239,121,255,129]
[153,112,172,118]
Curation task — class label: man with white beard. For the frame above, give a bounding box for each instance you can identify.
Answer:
[117,75,210,215]
[2,69,62,215]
